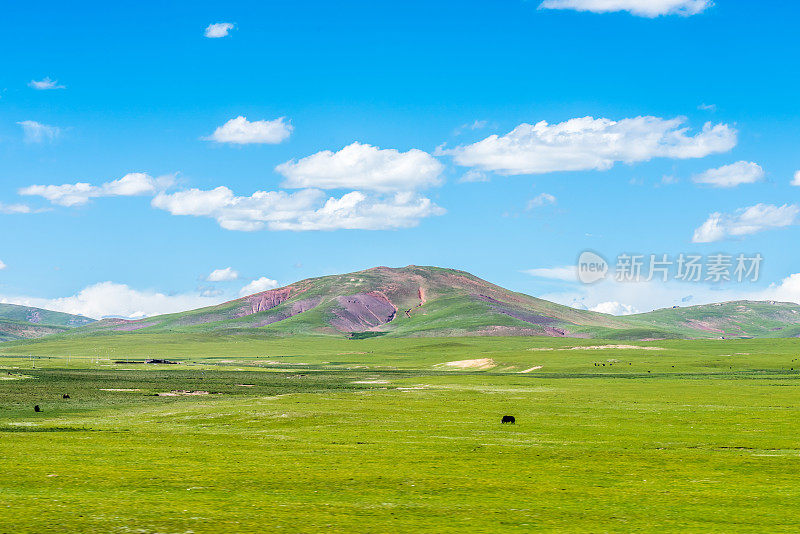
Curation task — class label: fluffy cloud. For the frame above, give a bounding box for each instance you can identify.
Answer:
[275,191,445,231]
[205,22,235,38]
[152,186,445,231]
[28,77,64,90]
[792,171,800,187]
[527,193,557,209]
[17,120,60,143]
[20,183,94,207]
[692,203,800,243]
[693,161,764,188]
[205,116,292,145]
[239,277,280,296]
[523,265,577,281]
[277,142,444,192]
[152,187,322,231]
[0,260,6,270]
[19,173,172,207]
[590,301,638,315]
[0,282,224,319]
[538,0,712,17]
[762,273,800,305]
[440,116,736,175]
[206,267,239,282]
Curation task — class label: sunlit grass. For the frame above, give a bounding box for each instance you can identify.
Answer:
[2,336,800,532]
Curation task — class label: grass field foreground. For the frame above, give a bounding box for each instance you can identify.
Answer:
[2,336,800,532]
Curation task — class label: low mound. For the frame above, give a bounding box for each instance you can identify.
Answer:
[436,358,497,370]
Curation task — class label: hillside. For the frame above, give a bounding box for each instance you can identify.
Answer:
[0,303,95,341]
[5,267,800,343]
[74,265,641,339]
[624,300,800,339]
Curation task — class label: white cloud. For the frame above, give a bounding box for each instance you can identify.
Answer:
[28,77,65,90]
[693,161,764,188]
[692,203,800,243]
[527,193,557,209]
[591,301,638,315]
[0,282,224,319]
[792,171,800,187]
[205,116,292,145]
[17,120,60,143]
[276,142,444,192]
[459,170,490,183]
[440,116,736,175]
[698,103,717,112]
[206,267,239,282]
[239,277,280,296]
[205,22,235,38]
[539,0,712,17]
[523,265,577,281]
[762,273,800,305]
[0,260,6,271]
[0,202,33,214]
[199,287,224,298]
[20,183,94,207]
[152,187,321,231]
[19,173,172,207]
[151,186,444,231]
[105,173,167,196]
[276,191,445,231]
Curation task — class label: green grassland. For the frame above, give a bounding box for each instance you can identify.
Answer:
[2,335,800,532]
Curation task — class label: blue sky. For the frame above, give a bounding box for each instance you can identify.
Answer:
[2,0,800,318]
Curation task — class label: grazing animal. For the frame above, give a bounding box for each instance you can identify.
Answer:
[62,394,70,399]
[501,415,515,424]
[34,405,41,413]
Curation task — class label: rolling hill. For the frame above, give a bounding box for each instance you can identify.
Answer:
[623,300,800,339]
[74,265,629,338]
[3,267,800,342]
[51,265,800,340]
[0,303,95,341]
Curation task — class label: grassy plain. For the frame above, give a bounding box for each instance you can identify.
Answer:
[2,335,800,532]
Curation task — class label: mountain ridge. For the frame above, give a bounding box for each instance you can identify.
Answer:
[0,303,95,341]
[46,265,800,340]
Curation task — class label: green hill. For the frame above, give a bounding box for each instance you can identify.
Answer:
[72,265,634,338]
[623,300,800,339]
[63,265,800,340]
[0,303,95,341]
[6,267,800,342]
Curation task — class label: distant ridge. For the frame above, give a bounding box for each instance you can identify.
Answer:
[0,303,95,341]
